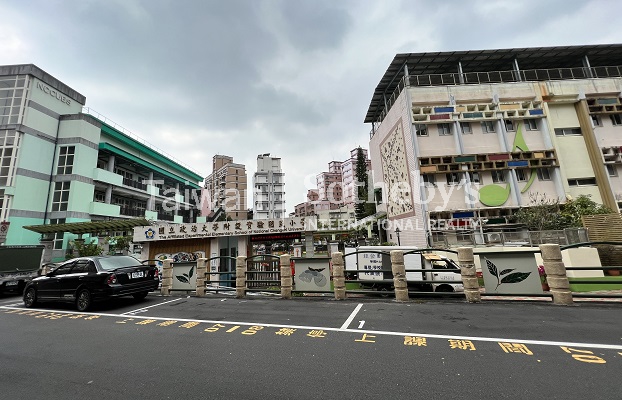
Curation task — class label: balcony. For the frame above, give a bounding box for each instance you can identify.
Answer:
[123,178,147,191]
[157,213,175,222]
[119,207,145,218]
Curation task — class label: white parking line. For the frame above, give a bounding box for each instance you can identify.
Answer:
[340,303,363,330]
[2,305,622,351]
[121,298,183,315]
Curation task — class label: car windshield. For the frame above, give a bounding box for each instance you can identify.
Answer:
[98,256,142,271]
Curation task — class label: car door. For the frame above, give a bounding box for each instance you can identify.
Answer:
[38,262,75,300]
[59,260,89,300]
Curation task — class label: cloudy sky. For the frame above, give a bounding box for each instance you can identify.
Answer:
[3,0,622,213]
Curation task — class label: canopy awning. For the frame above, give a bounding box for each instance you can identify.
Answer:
[24,218,151,235]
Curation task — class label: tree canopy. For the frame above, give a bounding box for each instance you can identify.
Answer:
[514,193,612,231]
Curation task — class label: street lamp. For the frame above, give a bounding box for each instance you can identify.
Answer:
[395,227,401,246]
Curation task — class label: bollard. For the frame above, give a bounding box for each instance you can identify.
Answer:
[539,244,573,305]
[161,258,173,296]
[458,247,481,303]
[390,250,409,301]
[196,258,207,297]
[280,254,292,299]
[236,256,247,299]
[332,252,346,300]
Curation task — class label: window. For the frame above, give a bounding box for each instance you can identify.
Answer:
[446,172,461,185]
[0,189,9,221]
[422,174,436,187]
[460,122,472,134]
[554,127,582,136]
[537,168,551,181]
[491,170,506,183]
[53,262,75,275]
[50,218,65,249]
[482,121,496,133]
[437,123,452,136]
[611,114,622,126]
[94,192,106,203]
[0,76,27,125]
[515,169,528,182]
[525,119,538,131]
[590,115,602,127]
[56,146,75,175]
[0,130,21,186]
[504,119,515,132]
[568,178,597,186]
[607,164,617,177]
[469,172,480,184]
[415,124,428,137]
[51,181,70,211]
[71,260,89,274]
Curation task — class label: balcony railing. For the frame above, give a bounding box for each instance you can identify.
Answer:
[157,213,175,222]
[122,177,147,191]
[119,207,146,217]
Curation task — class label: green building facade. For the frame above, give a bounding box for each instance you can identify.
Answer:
[0,64,204,260]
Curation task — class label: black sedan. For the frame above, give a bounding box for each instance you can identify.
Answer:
[23,256,159,311]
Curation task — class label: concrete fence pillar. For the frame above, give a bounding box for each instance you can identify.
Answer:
[236,256,247,299]
[196,258,207,297]
[539,244,573,305]
[280,254,292,299]
[332,252,346,300]
[161,259,173,296]
[390,250,409,301]
[458,247,481,303]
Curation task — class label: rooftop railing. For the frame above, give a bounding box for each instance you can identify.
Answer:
[369,65,622,137]
[82,107,201,176]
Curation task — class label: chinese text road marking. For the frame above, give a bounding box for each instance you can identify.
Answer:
[561,346,606,364]
[3,305,621,351]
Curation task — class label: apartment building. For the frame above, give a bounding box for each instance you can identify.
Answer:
[316,161,343,204]
[365,44,622,246]
[253,153,285,219]
[0,64,204,258]
[341,148,372,205]
[203,155,247,220]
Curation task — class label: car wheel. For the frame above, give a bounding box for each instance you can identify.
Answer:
[435,285,454,293]
[24,287,37,308]
[76,289,92,312]
[132,291,149,300]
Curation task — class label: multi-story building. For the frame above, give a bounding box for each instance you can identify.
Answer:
[365,44,622,247]
[293,189,334,218]
[203,155,247,220]
[0,64,204,258]
[253,153,285,219]
[316,161,343,204]
[341,147,371,205]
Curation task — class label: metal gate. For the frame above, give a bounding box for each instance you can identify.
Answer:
[246,255,280,289]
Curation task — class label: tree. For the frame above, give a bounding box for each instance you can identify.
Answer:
[514,193,612,231]
[354,147,375,220]
[560,194,612,227]
[513,193,565,231]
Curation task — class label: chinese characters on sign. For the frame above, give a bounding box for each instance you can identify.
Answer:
[359,252,385,281]
[134,216,316,242]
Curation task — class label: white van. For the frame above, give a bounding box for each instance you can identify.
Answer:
[350,246,464,293]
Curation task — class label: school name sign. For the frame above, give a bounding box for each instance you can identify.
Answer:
[133,216,317,242]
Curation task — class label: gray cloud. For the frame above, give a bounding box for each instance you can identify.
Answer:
[4,0,622,212]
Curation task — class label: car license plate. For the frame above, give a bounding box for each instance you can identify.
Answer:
[5,281,18,286]
[130,271,144,279]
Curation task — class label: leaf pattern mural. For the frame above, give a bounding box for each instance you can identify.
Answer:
[484,258,534,290]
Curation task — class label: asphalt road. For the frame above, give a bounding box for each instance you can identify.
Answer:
[0,293,620,400]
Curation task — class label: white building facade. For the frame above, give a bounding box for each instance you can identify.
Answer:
[253,154,285,219]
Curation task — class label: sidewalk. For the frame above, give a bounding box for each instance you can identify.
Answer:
[482,290,622,303]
